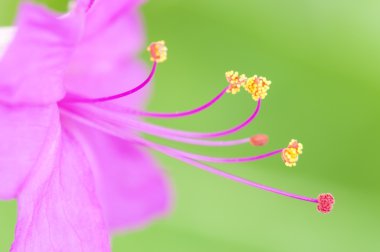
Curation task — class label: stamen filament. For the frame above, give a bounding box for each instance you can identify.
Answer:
[64,102,252,147]
[123,122,252,146]
[62,61,157,103]
[61,108,318,204]
[79,104,252,146]
[146,135,251,147]
[94,87,228,118]
[119,99,261,139]
[136,138,284,163]
[136,138,318,203]
[64,98,261,140]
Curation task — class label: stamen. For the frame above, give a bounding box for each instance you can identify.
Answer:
[121,122,252,146]
[317,193,335,214]
[136,138,283,163]
[244,75,271,101]
[89,70,264,119]
[69,96,262,140]
[58,36,335,213]
[226,71,247,94]
[249,134,269,146]
[136,137,318,203]
[282,139,303,167]
[62,105,251,148]
[62,61,157,103]
[60,102,254,147]
[142,134,251,147]
[120,99,261,139]
[93,86,228,118]
[147,41,167,63]
[61,107,330,212]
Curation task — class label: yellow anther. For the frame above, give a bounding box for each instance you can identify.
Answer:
[244,75,271,101]
[281,139,303,167]
[147,40,167,63]
[225,71,247,95]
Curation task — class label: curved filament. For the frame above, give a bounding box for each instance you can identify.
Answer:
[94,87,228,118]
[63,61,157,103]
[61,107,317,204]
[119,99,261,139]
[136,138,318,203]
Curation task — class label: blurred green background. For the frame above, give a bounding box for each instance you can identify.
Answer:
[1,0,380,251]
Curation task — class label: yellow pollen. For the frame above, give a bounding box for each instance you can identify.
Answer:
[281,139,303,167]
[225,71,247,95]
[147,40,167,63]
[244,75,271,101]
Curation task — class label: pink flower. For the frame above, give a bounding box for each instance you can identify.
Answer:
[0,0,335,251]
[0,1,170,251]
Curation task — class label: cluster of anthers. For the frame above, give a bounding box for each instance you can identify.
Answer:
[282,139,303,167]
[147,40,167,63]
[226,71,271,101]
[63,40,335,214]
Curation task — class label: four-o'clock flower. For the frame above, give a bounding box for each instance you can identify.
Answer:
[0,0,335,251]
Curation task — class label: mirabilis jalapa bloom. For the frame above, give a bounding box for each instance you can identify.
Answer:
[0,0,334,251]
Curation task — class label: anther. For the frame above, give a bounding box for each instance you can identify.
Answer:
[282,139,303,167]
[249,134,269,146]
[147,40,167,63]
[244,75,271,101]
[225,71,247,94]
[317,193,335,214]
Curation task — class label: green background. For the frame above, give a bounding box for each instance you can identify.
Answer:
[1,0,379,251]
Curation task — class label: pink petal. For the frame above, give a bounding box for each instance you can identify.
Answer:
[0,3,84,105]
[82,0,145,62]
[64,0,149,108]
[63,114,172,232]
[0,27,16,59]
[0,104,59,199]
[11,130,110,252]
[64,59,150,109]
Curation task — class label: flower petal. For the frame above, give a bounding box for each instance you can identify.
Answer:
[0,27,16,59]
[64,0,149,108]
[11,129,110,252]
[0,3,84,105]
[0,104,59,200]
[82,0,145,62]
[64,115,172,232]
[65,59,150,108]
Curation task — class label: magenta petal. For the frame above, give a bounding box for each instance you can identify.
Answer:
[11,131,110,252]
[0,104,59,199]
[64,115,172,232]
[81,0,145,61]
[64,60,150,108]
[0,3,84,105]
[64,0,149,107]
[94,138,171,232]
